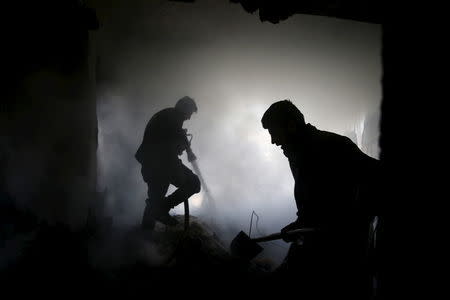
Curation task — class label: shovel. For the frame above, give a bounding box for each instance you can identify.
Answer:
[230,228,315,261]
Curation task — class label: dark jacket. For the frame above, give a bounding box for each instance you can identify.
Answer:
[287,124,380,258]
[135,108,188,166]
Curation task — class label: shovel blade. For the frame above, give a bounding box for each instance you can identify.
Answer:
[230,231,263,260]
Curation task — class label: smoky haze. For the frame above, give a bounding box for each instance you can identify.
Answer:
[90,0,381,266]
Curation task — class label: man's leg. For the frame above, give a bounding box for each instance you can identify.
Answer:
[166,161,201,210]
[142,173,170,230]
[143,160,200,227]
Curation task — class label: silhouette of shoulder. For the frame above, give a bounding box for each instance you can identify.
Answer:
[305,124,377,176]
[144,107,184,138]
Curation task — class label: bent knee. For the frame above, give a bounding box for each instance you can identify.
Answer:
[189,174,201,194]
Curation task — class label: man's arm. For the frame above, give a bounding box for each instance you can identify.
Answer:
[281,217,304,242]
[280,157,308,241]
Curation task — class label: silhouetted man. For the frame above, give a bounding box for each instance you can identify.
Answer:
[261,100,380,298]
[136,96,201,230]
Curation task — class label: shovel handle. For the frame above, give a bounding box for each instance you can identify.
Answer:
[251,228,315,243]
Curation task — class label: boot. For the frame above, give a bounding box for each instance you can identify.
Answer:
[154,211,179,226]
[147,198,179,227]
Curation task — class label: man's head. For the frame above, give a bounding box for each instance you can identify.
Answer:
[175,96,198,120]
[261,100,306,154]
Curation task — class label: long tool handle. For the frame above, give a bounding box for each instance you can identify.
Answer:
[251,228,315,243]
[184,199,189,232]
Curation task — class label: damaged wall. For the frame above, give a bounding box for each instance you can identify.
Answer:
[3,0,100,229]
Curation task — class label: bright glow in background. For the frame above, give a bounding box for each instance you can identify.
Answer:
[92,0,381,266]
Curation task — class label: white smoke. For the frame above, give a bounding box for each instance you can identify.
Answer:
[93,0,381,267]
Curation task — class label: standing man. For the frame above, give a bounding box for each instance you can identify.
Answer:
[136,96,200,230]
[261,100,380,298]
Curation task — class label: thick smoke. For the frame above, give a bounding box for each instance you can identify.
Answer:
[92,0,381,266]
